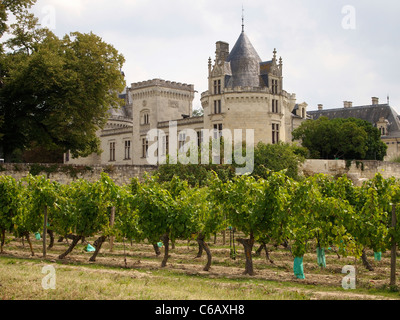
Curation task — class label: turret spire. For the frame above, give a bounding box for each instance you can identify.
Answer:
[242,6,245,32]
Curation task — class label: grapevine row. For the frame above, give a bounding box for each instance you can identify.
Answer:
[0,171,399,282]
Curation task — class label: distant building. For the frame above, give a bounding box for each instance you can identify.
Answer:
[308,97,400,160]
[65,27,309,166]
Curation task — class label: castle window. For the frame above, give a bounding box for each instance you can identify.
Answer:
[214,100,222,114]
[214,80,221,95]
[272,79,278,94]
[124,140,131,160]
[162,135,169,156]
[214,124,223,139]
[143,113,149,125]
[109,142,116,161]
[178,132,186,151]
[272,99,279,113]
[272,123,280,144]
[142,138,148,158]
[197,130,203,147]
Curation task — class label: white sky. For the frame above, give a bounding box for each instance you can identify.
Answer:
[27,0,400,112]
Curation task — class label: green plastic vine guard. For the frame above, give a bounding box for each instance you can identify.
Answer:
[293,256,305,279]
[317,247,326,268]
[374,252,382,261]
[85,244,95,252]
[35,232,41,240]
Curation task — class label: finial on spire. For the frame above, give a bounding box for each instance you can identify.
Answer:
[242,5,245,32]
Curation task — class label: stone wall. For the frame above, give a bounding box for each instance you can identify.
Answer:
[0,163,157,186]
[300,159,400,185]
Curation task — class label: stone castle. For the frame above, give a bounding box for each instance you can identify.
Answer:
[65,27,399,166]
[65,27,308,166]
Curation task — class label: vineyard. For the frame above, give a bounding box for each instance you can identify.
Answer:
[1,171,400,299]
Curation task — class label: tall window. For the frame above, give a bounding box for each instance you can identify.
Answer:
[197,130,203,148]
[142,138,148,158]
[178,132,186,151]
[124,140,131,160]
[214,80,221,95]
[143,113,149,125]
[272,79,278,94]
[214,100,222,114]
[109,142,116,161]
[272,99,279,113]
[272,123,280,144]
[214,124,223,139]
[162,135,169,156]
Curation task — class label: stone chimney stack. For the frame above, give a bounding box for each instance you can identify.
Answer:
[215,41,229,62]
[372,97,379,105]
[318,104,323,110]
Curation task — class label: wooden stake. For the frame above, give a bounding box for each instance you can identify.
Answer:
[43,206,48,258]
[390,204,397,287]
[109,206,115,252]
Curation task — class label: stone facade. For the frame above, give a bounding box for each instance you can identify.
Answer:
[65,29,308,167]
[300,159,400,186]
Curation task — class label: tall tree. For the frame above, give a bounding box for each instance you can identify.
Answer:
[252,141,306,180]
[0,0,36,39]
[292,117,387,160]
[0,11,126,161]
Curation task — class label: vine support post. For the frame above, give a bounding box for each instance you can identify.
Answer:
[43,205,48,258]
[109,206,115,252]
[390,203,397,287]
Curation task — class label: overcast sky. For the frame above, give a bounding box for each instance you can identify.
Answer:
[27,0,400,112]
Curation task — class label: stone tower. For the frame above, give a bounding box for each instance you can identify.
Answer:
[201,29,306,146]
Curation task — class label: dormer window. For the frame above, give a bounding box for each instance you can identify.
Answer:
[377,117,388,136]
[271,79,278,94]
[214,80,221,95]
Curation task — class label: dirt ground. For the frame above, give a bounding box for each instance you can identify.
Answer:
[1,233,399,300]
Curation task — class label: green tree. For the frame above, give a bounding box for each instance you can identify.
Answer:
[252,141,306,180]
[0,0,36,40]
[0,12,125,161]
[292,117,387,160]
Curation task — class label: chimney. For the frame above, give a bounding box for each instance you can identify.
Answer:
[348,101,352,108]
[343,101,349,108]
[318,104,323,110]
[215,41,229,62]
[372,97,379,105]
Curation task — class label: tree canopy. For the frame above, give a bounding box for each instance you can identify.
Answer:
[292,117,387,160]
[0,6,126,162]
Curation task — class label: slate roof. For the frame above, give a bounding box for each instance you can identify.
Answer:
[225,32,262,88]
[307,104,400,137]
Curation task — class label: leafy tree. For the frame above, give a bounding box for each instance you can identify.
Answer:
[292,117,387,160]
[0,0,36,40]
[252,141,306,180]
[0,12,126,161]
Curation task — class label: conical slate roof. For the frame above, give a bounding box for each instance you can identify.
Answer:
[226,32,262,88]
